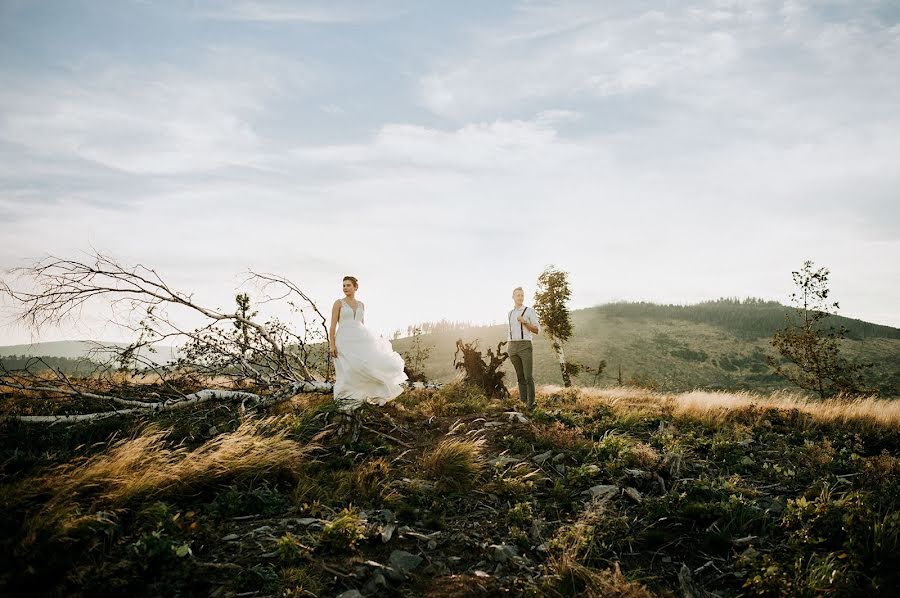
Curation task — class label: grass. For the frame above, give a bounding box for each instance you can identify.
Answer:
[418,436,486,492]
[7,415,315,549]
[544,384,900,429]
[2,381,899,596]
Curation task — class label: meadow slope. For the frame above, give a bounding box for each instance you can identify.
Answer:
[390,302,900,395]
[2,382,899,597]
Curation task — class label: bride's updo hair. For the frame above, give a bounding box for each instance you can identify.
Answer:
[343,275,359,289]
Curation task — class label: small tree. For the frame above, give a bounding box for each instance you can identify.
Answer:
[402,326,433,383]
[768,260,873,399]
[534,264,574,387]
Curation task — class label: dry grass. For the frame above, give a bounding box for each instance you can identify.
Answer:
[419,437,486,492]
[12,415,315,544]
[530,421,593,454]
[544,558,655,598]
[335,457,398,505]
[538,384,900,429]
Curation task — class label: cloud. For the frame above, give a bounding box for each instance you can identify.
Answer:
[420,1,900,131]
[0,47,311,175]
[194,0,407,23]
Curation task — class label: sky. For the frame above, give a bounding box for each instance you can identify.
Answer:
[1,0,899,346]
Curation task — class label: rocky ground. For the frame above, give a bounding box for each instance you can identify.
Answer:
[2,383,899,597]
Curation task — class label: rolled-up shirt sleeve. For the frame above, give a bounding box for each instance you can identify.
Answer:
[529,308,540,335]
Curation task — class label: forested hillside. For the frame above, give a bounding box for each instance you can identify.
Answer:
[390,299,900,395]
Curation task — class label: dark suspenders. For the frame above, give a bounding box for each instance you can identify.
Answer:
[510,306,529,340]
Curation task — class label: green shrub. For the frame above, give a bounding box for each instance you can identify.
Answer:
[318,508,366,553]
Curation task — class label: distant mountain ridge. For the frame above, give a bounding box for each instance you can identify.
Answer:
[0,340,179,364]
[2,300,897,394]
[391,299,900,394]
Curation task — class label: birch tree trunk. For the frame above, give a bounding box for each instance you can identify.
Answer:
[551,337,572,387]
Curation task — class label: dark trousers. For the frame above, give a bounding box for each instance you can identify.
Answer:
[508,340,535,409]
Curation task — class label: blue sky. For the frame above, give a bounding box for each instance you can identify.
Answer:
[1,0,899,345]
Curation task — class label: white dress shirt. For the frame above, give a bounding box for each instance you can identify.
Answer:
[508,305,540,341]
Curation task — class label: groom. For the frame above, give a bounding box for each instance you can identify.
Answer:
[507,287,540,411]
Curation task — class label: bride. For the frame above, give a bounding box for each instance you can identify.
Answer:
[329,275,407,412]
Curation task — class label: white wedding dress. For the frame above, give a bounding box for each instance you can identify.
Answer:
[333,298,407,411]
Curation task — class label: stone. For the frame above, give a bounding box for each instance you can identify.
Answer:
[490,543,518,563]
[587,484,618,499]
[389,550,423,575]
[624,487,643,503]
[295,517,321,526]
[533,450,554,465]
[362,572,387,595]
[504,411,529,424]
[220,533,239,541]
[336,591,363,598]
[381,523,396,543]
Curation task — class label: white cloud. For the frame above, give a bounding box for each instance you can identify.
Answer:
[194,0,408,23]
[1,0,898,345]
[0,47,310,175]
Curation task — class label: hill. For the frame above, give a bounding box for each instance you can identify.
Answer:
[389,299,900,395]
[2,383,899,596]
[0,340,179,368]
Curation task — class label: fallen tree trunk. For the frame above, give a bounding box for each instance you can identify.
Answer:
[2,380,442,424]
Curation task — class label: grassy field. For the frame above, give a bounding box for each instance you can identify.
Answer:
[390,302,900,395]
[2,381,899,596]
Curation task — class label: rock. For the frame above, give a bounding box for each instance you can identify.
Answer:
[678,563,699,598]
[295,517,321,526]
[554,463,567,474]
[381,523,396,543]
[586,484,618,500]
[504,411,529,424]
[336,591,363,598]
[474,570,490,578]
[624,487,643,503]
[221,533,239,541]
[483,421,504,428]
[533,450,554,465]
[389,550,423,575]
[362,572,387,595]
[529,518,548,542]
[490,543,518,563]
[383,567,405,583]
[553,452,566,462]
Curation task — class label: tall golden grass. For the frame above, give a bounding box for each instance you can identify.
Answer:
[9,415,315,545]
[539,385,900,429]
[419,437,486,491]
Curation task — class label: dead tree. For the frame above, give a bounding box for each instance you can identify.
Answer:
[453,339,509,399]
[0,250,335,422]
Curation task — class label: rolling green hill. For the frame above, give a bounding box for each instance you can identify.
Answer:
[389,299,900,395]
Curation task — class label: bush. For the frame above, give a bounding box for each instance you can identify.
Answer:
[318,508,366,553]
[418,437,485,492]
